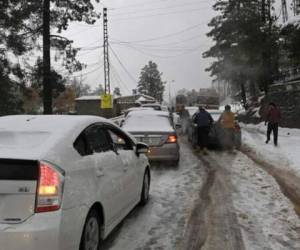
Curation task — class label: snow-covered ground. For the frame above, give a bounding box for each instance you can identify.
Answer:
[102,142,205,250]
[213,152,300,250]
[242,122,300,177]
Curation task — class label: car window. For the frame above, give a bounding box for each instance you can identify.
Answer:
[73,133,90,156]
[85,125,112,153]
[106,127,134,151]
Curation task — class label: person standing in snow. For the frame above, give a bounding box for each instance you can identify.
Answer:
[193,106,214,154]
[265,102,281,146]
[218,105,235,150]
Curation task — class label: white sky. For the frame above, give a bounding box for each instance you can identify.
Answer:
[59,0,297,98]
[60,0,215,97]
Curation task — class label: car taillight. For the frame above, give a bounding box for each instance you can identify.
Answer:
[35,161,64,213]
[167,135,177,143]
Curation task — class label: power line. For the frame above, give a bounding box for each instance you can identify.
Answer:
[110,0,210,17]
[108,0,210,11]
[67,25,100,38]
[110,22,206,43]
[109,45,138,85]
[71,64,104,78]
[110,63,132,93]
[115,42,203,59]
[111,37,210,51]
[111,7,210,21]
[112,42,208,54]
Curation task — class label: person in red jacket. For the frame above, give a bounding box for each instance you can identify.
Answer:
[265,102,281,146]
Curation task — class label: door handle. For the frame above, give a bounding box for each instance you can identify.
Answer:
[96,168,104,177]
[123,166,128,172]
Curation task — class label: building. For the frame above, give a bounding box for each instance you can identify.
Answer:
[75,94,156,118]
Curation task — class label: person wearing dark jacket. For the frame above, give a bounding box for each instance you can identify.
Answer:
[193,106,214,154]
[265,102,281,146]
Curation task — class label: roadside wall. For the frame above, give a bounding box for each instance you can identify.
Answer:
[75,100,114,118]
[263,81,300,128]
[238,81,300,128]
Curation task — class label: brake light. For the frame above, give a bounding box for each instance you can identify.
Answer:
[167,135,177,143]
[35,162,64,213]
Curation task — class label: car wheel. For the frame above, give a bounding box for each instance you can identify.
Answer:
[140,170,150,205]
[80,210,101,250]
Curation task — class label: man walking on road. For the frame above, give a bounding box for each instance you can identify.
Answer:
[219,105,235,150]
[265,102,281,146]
[193,106,214,154]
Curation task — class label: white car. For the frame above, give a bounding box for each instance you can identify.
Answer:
[0,115,150,250]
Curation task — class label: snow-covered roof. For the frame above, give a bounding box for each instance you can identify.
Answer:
[115,94,155,101]
[75,95,101,101]
[137,96,147,102]
[122,110,173,133]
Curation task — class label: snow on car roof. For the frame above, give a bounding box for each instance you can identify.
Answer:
[127,110,170,117]
[122,110,173,133]
[0,115,112,159]
[0,115,109,133]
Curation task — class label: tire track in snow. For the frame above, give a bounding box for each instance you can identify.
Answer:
[180,140,245,250]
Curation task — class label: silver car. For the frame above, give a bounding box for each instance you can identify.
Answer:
[122,110,180,165]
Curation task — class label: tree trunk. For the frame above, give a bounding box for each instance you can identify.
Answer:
[240,82,247,110]
[43,0,52,114]
[261,0,271,95]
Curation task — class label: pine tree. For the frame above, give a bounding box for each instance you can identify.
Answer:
[91,84,105,96]
[204,0,279,103]
[138,61,165,103]
[0,69,23,115]
[71,78,92,98]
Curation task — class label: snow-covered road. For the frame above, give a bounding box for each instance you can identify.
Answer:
[102,140,206,250]
[101,138,300,250]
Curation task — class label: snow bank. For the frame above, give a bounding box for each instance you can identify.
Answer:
[241,122,300,177]
[219,152,300,250]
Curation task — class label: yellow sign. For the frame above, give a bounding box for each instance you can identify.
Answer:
[101,94,113,109]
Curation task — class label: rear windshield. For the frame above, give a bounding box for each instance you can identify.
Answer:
[123,115,173,132]
[210,113,222,121]
[186,108,198,116]
[0,131,51,148]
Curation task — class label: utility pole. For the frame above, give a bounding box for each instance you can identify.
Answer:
[282,0,288,22]
[43,0,52,114]
[103,8,111,94]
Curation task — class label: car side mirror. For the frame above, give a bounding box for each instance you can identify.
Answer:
[136,143,149,156]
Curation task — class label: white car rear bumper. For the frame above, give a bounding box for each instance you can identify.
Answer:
[0,211,62,250]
